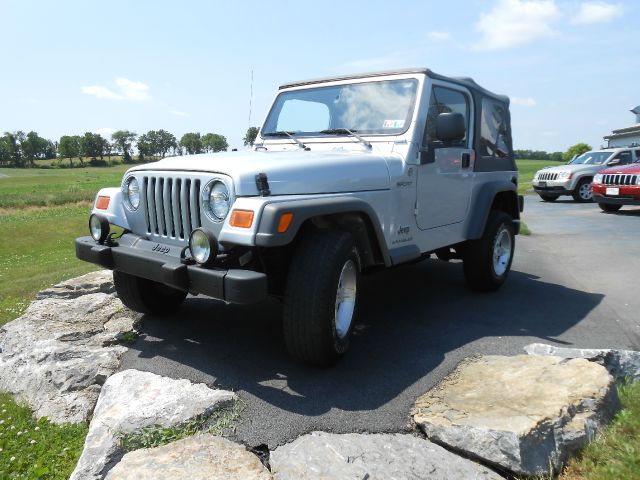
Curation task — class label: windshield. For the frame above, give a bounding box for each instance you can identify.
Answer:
[262,79,419,137]
[569,151,611,165]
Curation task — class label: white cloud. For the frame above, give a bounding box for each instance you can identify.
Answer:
[81,78,150,101]
[511,96,537,106]
[427,31,451,41]
[475,0,560,50]
[94,127,116,137]
[572,2,623,24]
[170,110,189,117]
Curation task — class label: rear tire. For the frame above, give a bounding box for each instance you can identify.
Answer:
[463,211,515,292]
[539,193,559,202]
[283,230,360,366]
[599,203,622,213]
[113,270,187,314]
[572,178,593,202]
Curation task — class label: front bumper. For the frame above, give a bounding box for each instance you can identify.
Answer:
[75,235,267,304]
[593,194,640,206]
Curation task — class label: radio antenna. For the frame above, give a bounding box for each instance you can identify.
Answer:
[248,70,254,127]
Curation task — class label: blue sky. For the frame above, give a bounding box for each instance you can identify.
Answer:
[0,0,637,152]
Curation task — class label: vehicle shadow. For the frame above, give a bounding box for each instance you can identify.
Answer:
[124,258,604,420]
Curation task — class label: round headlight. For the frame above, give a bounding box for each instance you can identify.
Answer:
[89,214,110,243]
[189,228,218,265]
[125,177,140,210]
[206,181,230,221]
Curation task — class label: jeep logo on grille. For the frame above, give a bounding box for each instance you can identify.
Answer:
[152,244,170,254]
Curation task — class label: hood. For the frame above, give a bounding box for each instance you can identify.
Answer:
[540,163,607,174]
[128,149,391,196]
[597,162,640,175]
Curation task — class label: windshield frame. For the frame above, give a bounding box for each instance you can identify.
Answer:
[260,76,422,141]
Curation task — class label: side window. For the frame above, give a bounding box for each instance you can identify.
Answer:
[635,150,640,162]
[613,151,632,165]
[422,86,470,149]
[479,98,511,158]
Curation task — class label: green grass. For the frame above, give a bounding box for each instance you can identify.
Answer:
[516,158,564,195]
[0,165,128,209]
[0,205,97,325]
[560,381,640,480]
[117,401,243,452]
[0,393,88,480]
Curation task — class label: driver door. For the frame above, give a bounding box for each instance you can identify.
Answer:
[416,83,474,230]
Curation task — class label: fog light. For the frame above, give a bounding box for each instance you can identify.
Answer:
[89,214,110,243]
[189,228,219,266]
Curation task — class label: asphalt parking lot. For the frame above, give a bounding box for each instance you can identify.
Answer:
[120,196,640,449]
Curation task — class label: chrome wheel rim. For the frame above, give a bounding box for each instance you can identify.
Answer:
[492,227,512,277]
[335,259,357,339]
[579,182,592,200]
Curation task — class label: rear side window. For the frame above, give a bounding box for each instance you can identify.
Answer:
[422,86,470,149]
[613,151,632,165]
[479,98,511,158]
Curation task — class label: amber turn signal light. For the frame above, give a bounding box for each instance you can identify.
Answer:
[277,212,294,233]
[95,196,110,210]
[230,209,254,228]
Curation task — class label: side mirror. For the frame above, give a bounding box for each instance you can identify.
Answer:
[436,112,466,142]
[607,158,620,166]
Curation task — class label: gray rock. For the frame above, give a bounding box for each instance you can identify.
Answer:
[413,355,620,477]
[270,432,502,480]
[105,433,272,480]
[0,271,141,423]
[525,343,640,382]
[70,369,236,480]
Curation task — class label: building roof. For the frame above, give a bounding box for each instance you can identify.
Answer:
[604,124,640,140]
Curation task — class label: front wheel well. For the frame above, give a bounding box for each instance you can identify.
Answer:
[297,212,383,270]
[490,190,519,220]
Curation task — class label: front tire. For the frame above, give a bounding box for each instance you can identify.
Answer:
[463,211,515,292]
[113,271,187,314]
[599,203,622,213]
[572,178,593,202]
[283,230,360,366]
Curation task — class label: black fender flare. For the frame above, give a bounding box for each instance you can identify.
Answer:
[465,181,522,240]
[255,196,391,266]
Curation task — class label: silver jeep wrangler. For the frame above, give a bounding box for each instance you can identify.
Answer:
[76,68,523,366]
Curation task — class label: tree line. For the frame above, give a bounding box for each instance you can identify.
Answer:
[0,127,260,168]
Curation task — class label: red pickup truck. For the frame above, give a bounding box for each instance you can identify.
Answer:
[592,161,640,212]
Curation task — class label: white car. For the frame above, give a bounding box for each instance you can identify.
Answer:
[532,148,639,202]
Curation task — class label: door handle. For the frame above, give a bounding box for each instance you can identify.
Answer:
[461,153,470,169]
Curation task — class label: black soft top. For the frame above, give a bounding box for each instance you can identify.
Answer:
[279,68,509,106]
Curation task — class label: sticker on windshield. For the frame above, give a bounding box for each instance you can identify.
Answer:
[383,119,405,129]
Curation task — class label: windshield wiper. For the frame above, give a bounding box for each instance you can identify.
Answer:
[320,128,372,149]
[262,131,307,150]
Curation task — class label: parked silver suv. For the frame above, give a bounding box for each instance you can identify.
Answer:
[532,148,639,202]
[76,68,522,366]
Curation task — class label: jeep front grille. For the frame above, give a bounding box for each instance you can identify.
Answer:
[141,176,202,239]
[601,174,638,186]
[538,172,558,181]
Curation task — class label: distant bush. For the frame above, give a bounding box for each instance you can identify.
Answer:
[89,159,108,167]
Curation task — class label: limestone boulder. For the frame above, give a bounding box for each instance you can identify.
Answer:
[105,434,272,480]
[0,271,141,423]
[413,355,620,476]
[70,369,236,480]
[270,432,502,480]
[525,343,640,382]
